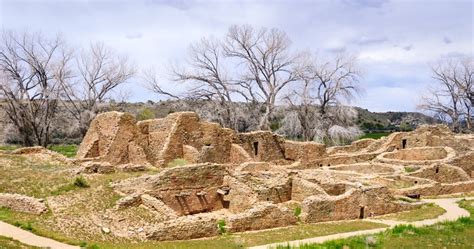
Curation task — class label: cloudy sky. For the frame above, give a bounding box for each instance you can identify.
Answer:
[0,0,472,112]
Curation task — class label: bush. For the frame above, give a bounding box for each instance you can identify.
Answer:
[73,176,89,188]
[137,107,156,121]
[390,224,420,236]
[217,219,227,234]
[404,166,417,173]
[294,206,302,221]
[14,221,34,231]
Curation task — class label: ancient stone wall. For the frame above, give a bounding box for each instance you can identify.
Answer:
[115,164,229,216]
[238,131,286,162]
[408,163,470,183]
[302,186,413,223]
[0,193,48,214]
[77,111,332,168]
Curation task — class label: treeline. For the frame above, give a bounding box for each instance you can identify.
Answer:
[1,25,471,147]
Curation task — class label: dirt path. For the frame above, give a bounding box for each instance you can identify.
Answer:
[249,198,472,249]
[0,221,79,249]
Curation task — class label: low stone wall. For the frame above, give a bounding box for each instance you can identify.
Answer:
[146,214,219,240]
[306,153,379,168]
[283,141,326,162]
[408,164,470,183]
[394,181,474,197]
[448,151,474,177]
[0,193,48,214]
[227,203,297,232]
[302,186,413,223]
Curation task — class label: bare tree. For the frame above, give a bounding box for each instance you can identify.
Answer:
[223,25,301,129]
[456,58,473,130]
[144,37,238,129]
[145,35,265,131]
[0,31,70,146]
[419,57,473,132]
[59,42,135,135]
[282,76,319,141]
[279,53,362,144]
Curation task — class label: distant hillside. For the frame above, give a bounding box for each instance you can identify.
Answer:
[355,107,439,132]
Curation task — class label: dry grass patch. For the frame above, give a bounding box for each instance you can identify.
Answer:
[0,154,73,198]
[376,203,446,222]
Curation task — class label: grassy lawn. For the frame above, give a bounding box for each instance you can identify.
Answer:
[359,132,391,140]
[0,154,76,198]
[0,235,38,249]
[0,144,20,151]
[0,144,78,158]
[376,203,446,222]
[47,144,78,158]
[280,199,474,249]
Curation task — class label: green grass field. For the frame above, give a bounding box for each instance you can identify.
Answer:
[281,199,474,249]
[376,203,446,222]
[0,144,78,158]
[0,145,20,151]
[47,144,78,158]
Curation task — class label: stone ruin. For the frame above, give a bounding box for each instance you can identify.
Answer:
[75,111,474,240]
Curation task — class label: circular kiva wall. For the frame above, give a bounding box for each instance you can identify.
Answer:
[377,146,455,165]
[328,163,396,175]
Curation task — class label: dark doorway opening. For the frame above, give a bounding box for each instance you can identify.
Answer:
[402,139,407,149]
[435,167,439,173]
[359,206,365,219]
[253,142,259,156]
[222,200,230,209]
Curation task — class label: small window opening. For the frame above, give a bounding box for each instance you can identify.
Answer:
[205,143,211,146]
[253,142,259,156]
[402,139,407,149]
[435,167,439,173]
[328,164,331,167]
[414,181,418,184]
[319,164,323,167]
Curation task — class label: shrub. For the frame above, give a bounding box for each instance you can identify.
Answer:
[458,216,472,224]
[217,219,227,235]
[79,241,100,249]
[14,221,34,231]
[294,206,302,221]
[73,176,89,188]
[390,224,419,236]
[404,166,417,173]
[137,107,156,121]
